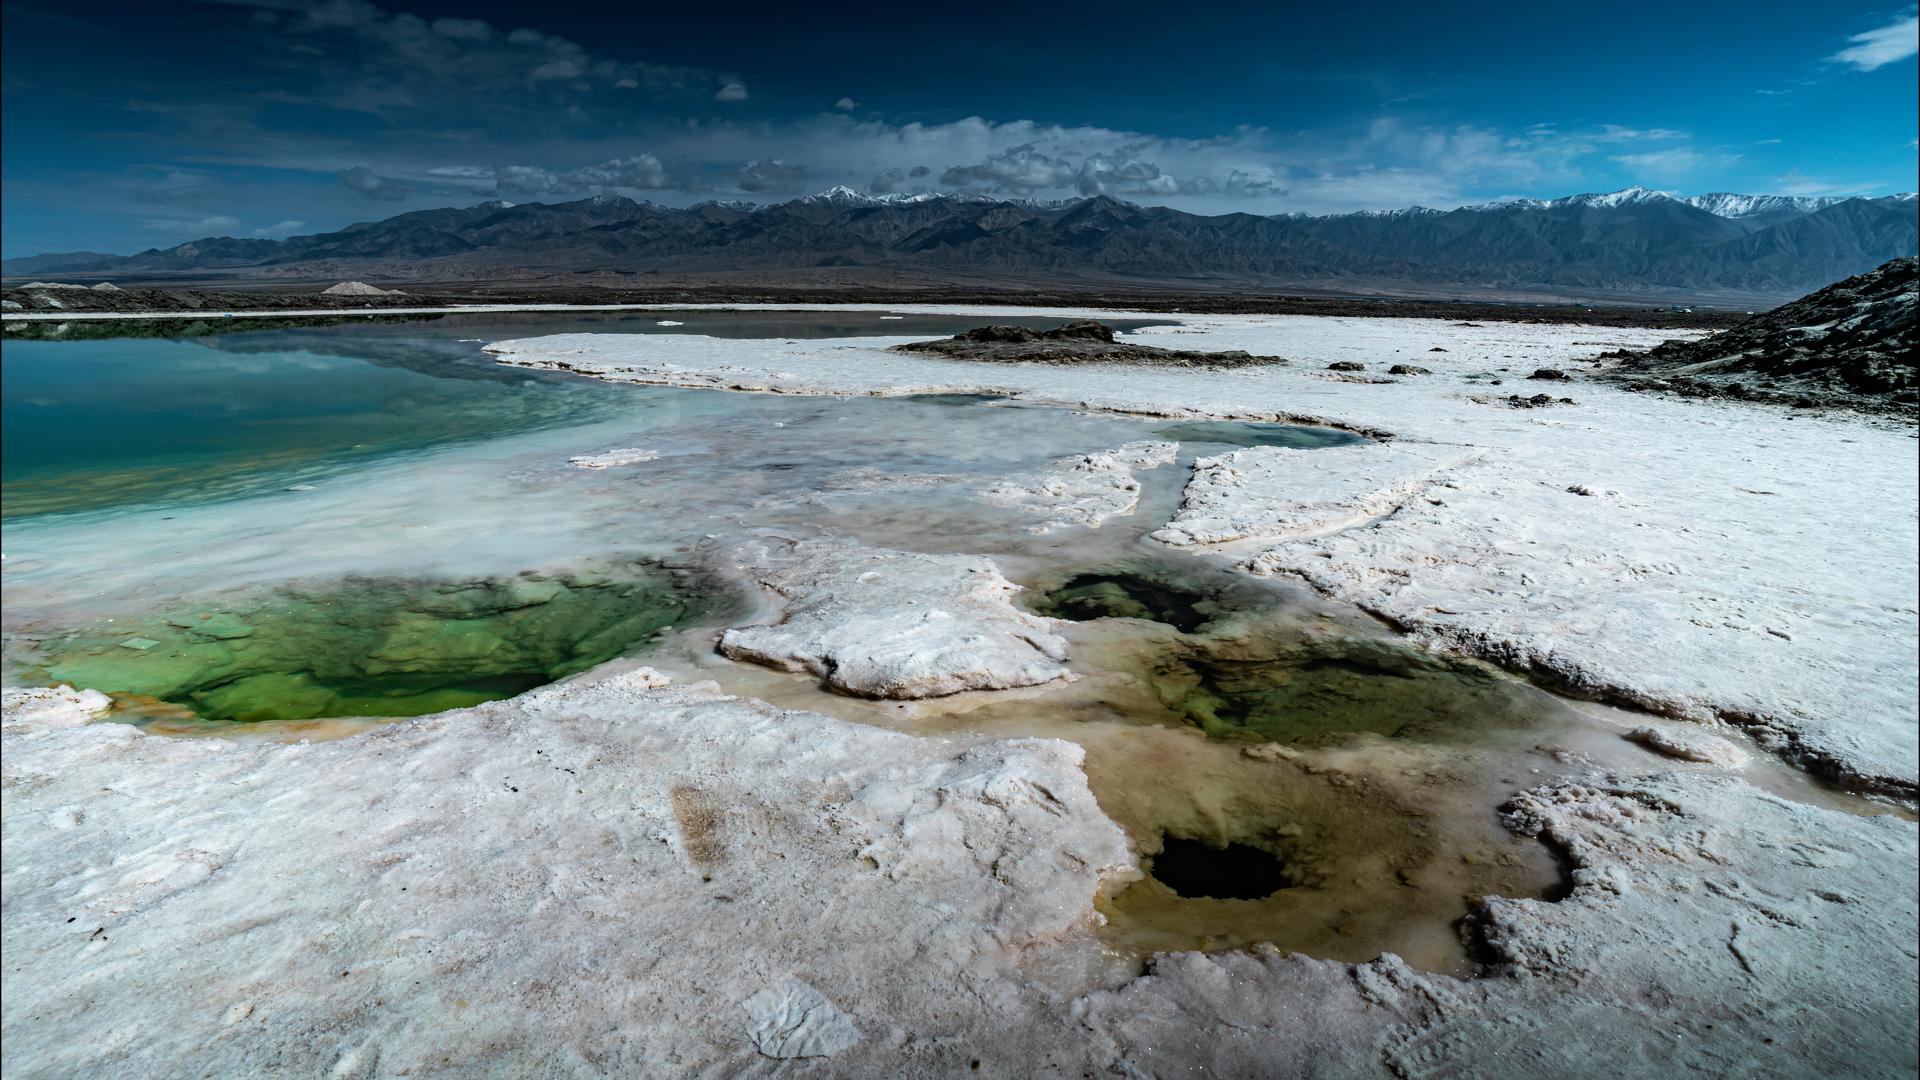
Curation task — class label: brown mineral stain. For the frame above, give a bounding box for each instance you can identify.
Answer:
[670,785,724,865]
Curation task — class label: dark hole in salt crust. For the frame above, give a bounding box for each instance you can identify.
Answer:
[1149,837,1293,899]
[1035,572,1217,634]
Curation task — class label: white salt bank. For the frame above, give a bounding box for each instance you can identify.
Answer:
[3,304,1914,1077]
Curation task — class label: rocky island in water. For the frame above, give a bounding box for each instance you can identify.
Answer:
[892,319,1290,367]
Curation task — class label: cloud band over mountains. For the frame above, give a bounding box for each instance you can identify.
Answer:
[1,0,1913,254]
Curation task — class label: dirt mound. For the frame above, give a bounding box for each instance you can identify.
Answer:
[320,280,405,297]
[1598,257,1916,414]
[894,320,1286,368]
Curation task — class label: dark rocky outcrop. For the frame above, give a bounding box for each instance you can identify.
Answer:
[1597,257,1917,414]
[892,320,1286,368]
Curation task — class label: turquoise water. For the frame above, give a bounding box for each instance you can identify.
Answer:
[1,309,1170,344]
[2,309,1368,723]
[24,561,729,725]
[0,335,616,516]
[1,310,1173,518]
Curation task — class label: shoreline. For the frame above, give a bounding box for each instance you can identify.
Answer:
[1,290,1750,328]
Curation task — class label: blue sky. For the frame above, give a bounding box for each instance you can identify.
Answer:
[3,0,1915,256]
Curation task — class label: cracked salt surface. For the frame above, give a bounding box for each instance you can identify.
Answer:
[4,309,1915,1076]
[489,308,1918,795]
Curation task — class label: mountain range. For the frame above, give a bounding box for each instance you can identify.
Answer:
[6,185,1914,303]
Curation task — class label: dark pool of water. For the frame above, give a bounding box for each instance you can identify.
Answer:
[1153,641,1551,748]
[1152,420,1363,450]
[1149,837,1293,900]
[1031,572,1221,634]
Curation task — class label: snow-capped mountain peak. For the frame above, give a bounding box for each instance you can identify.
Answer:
[1457,196,1551,212]
[1682,192,1845,219]
[794,186,944,207]
[1551,186,1678,210]
[1350,205,1443,219]
[1453,187,1877,220]
[800,185,871,203]
[773,188,1085,211]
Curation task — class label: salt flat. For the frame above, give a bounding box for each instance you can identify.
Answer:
[488,310,1919,793]
[6,669,1914,1076]
[4,307,1915,1077]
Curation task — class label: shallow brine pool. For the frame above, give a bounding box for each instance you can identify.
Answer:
[0,309,1847,978]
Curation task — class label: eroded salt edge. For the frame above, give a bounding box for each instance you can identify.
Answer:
[484,312,1919,794]
[4,308,1915,1074]
[4,671,1914,1076]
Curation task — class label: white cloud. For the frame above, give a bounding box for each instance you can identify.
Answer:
[251,219,307,238]
[1609,148,1739,175]
[932,141,1274,199]
[1591,125,1688,143]
[1073,147,1186,196]
[141,215,242,235]
[567,155,671,190]
[439,155,678,197]
[736,158,808,192]
[1829,12,1919,71]
[868,165,931,193]
[492,165,561,196]
[218,0,746,118]
[639,115,1313,208]
[351,116,1713,214]
[940,144,1078,193]
[339,165,413,200]
[1770,170,1874,196]
[429,17,490,41]
[114,167,219,203]
[168,79,1733,217]
[147,6,1761,221]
